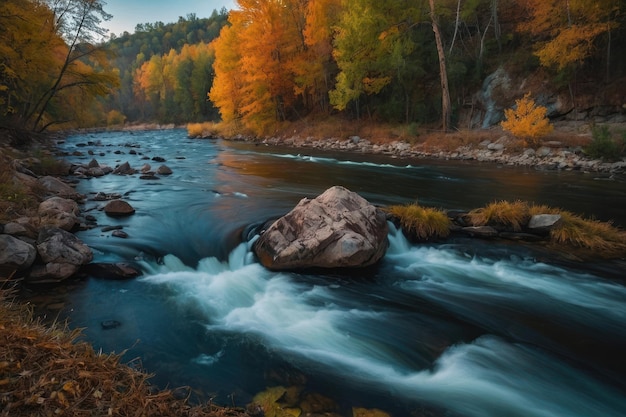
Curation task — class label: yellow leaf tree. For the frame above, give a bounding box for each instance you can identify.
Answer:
[501,93,553,147]
[517,0,618,71]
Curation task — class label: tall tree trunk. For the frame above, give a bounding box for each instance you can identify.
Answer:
[492,0,501,51]
[429,0,452,132]
[449,0,462,54]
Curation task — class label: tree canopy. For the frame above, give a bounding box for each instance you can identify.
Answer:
[0,0,119,132]
[3,0,625,134]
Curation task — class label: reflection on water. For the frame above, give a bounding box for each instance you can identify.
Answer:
[21,130,626,417]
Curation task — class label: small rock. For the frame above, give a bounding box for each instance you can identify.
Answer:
[104,200,135,217]
[101,225,123,232]
[152,156,166,162]
[112,230,128,238]
[140,174,159,180]
[459,226,499,238]
[528,214,562,234]
[156,165,172,175]
[101,320,121,330]
[113,161,135,175]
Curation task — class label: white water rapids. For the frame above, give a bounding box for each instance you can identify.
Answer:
[138,226,626,417]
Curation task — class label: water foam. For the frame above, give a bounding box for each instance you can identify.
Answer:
[139,231,626,417]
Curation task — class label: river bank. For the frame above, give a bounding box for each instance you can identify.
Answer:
[228,127,626,175]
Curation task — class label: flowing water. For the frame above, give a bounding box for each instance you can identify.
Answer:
[23,129,626,417]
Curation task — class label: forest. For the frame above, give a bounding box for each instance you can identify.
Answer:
[1,0,625,135]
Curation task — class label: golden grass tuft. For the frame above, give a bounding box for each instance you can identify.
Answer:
[468,200,531,231]
[0,290,249,417]
[547,211,626,256]
[386,203,451,241]
[467,200,626,257]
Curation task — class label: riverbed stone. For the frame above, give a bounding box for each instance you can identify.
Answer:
[0,234,36,270]
[29,226,93,282]
[459,226,499,238]
[528,214,562,234]
[156,165,172,175]
[38,176,82,200]
[38,197,80,231]
[113,161,135,175]
[104,200,135,217]
[253,186,388,270]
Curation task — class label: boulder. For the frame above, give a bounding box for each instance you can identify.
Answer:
[0,234,36,270]
[253,186,388,270]
[104,200,135,217]
[36,227,93,265]
[528,214,562,234]
[38,176,82,200]
[38,197,80,231]
[29,227,93,282]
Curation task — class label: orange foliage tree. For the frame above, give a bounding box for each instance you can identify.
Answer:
[501,93,553,146]
[517,0,618,71]
[210,0,337,134]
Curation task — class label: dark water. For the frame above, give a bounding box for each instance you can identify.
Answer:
[24,129,626,417]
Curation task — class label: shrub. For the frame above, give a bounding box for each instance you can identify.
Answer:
[584,125,626,161]
[501,93,553,147]
[386,202,451,241]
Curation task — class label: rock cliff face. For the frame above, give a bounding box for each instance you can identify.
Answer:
[253,186,388,270]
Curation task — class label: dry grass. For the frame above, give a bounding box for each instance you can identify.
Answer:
[386,203,451,241]
[0,290,250,417]
[466,200,626,257]
[546,210,626,256]
[0,155,39,222]
[468,200,531,232]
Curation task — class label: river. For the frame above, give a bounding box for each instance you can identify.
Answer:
[23,129,626,417]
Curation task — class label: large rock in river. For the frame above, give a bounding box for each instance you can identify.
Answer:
[253,186,388,270]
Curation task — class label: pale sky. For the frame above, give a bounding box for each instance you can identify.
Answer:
[103,0,237,36]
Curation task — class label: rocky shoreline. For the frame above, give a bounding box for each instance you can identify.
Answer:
[227,131,626,174]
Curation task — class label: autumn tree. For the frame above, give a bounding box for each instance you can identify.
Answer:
[517,0,618,72]
[292,0,342,113]
[501,93,553,146]
[330,0,427,122]
[30,0,119,131]
[0,0,118,131]
[210,0,313,134]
